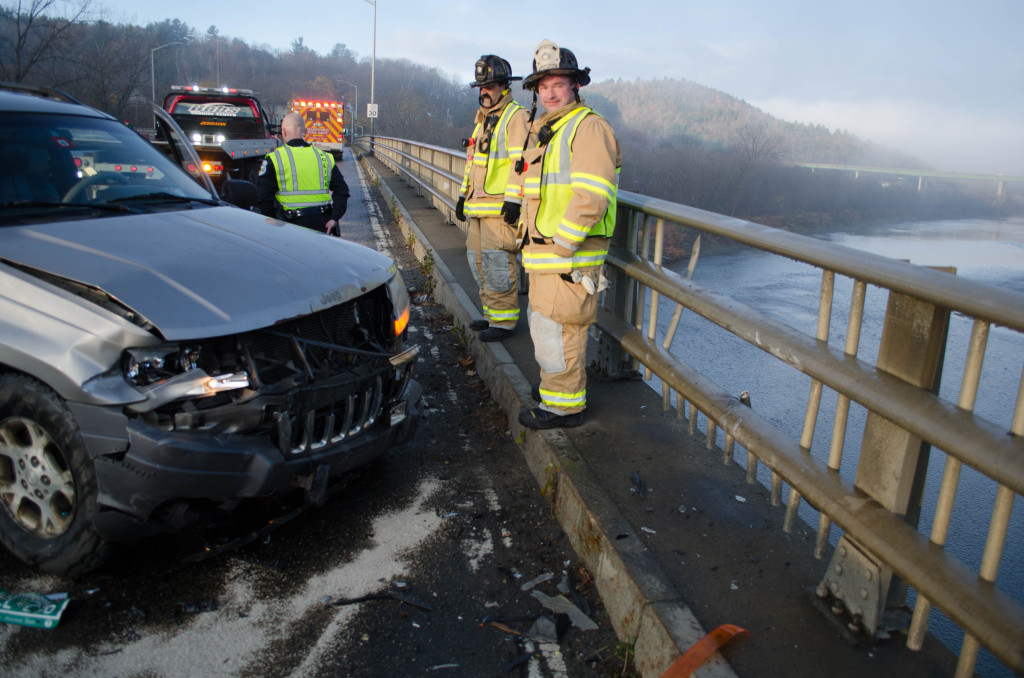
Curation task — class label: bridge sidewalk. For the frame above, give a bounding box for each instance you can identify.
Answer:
[359,152,960,678]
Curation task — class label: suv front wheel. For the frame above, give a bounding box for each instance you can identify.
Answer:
[0,374,109,576]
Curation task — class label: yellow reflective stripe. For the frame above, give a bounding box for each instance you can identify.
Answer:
[522,252,574,270]
[539,388,586,408]
[465,203,502,217]
[556,218,589,244]
[485,307,520,322]
[523,249,608,271]
[571,172,616,200]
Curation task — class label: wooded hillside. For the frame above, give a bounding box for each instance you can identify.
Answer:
[4,4,1019,242]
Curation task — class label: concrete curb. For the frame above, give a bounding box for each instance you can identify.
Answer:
[362,155,738,678]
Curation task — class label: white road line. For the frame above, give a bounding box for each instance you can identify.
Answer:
[525,639,570,678]
[482,487,513,549]
[355,160,392,256]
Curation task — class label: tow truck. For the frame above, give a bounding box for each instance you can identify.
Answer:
[159,85,280,187]
[290,98,345,160]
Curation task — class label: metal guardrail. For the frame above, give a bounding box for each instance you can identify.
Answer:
[355,135,1024,677]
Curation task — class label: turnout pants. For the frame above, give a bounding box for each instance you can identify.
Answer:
[465,216,520,329]
[527,269,602,416]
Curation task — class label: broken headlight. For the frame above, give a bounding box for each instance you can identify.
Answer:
[124,345,201,386]
[123,344,250,412]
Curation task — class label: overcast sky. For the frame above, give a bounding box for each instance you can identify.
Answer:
[95,0,1024,176]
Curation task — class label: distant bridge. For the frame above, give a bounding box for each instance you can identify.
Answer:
[796,162,1024,196]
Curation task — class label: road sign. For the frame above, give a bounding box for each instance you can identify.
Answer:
[367,103,378,119]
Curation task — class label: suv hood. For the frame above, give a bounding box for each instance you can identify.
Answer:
[1,206,395,340]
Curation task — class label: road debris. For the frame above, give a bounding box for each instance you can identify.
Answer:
[520,572,554,592]
[631,471,646,498]
[530,590,597,631]
[0,589,70,629]
[527,612,570,643]
[331,590,434,611]
[660,623,749,677]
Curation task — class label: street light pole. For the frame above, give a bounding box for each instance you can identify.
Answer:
[337,79,358,139]
[362,0,376,138]
[151,41,181,127]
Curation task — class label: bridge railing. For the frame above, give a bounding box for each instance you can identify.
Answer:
[355,135,1024,677]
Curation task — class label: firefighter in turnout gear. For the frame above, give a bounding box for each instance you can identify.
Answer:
[456,55,530,342]
[515,40,621,429]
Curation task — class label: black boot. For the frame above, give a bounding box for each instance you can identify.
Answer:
[479,327,513,342]
[518,407,583,429]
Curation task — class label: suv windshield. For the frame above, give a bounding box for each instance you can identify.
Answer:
[0,112,214,214]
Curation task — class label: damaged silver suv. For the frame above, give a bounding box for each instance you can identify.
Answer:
[0,83,421,576]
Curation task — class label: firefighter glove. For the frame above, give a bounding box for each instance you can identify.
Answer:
[455,197,466,221]
[500,201,520,225]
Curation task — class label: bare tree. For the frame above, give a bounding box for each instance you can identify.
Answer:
[734,123,782,164]
[0,0,92,82]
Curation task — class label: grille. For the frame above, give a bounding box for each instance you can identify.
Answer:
[236,291,398,455]
[243,293,386,388]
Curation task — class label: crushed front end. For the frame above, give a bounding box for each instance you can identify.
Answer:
[87,273,421,541]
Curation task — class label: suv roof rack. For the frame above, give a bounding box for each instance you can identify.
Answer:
[0,81,85,106]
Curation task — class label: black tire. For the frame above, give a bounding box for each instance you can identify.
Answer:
[0,374,110,577]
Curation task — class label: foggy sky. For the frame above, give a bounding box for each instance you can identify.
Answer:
[93,0,1024,176]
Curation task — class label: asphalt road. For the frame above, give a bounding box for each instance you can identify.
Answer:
[0,155,628,678]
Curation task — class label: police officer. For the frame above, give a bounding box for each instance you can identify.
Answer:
[456,55,530,342]
[515,40,621,429]
[256,112,349,234]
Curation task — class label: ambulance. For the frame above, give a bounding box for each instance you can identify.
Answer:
[290,99,345,160]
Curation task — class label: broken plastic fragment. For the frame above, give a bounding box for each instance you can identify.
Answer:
[530,591,597,631]
[527,613,562,643]
[641,526,656,534]
[520,572,555,592]
[631,472,646,499]
[660,623,750,677]
[735,495,746,503]
[0,589,70,629]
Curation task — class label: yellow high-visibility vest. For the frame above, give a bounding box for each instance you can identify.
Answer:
[269,144,333,210]
[462,101,524,218]
[526,107,618,242]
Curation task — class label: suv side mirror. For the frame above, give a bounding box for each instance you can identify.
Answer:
[219,178,258,210]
